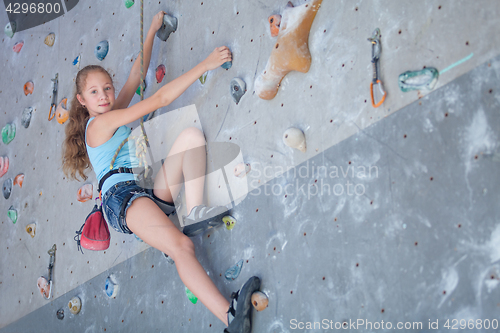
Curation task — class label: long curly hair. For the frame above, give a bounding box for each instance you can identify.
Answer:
[62,65,113,181]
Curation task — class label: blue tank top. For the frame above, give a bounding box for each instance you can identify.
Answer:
[85,117,138,195]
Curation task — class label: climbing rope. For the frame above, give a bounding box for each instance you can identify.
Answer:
[110,0,151,177]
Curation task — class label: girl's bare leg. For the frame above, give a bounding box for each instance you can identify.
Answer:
[126,197,229,325]
[153,127,207,213]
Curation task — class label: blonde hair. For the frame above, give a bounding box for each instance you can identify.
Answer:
[62,65,113,181]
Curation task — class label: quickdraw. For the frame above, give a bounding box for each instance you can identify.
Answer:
[48,73,58,120]
[367,28,386,108]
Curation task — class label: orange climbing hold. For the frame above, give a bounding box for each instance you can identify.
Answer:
[0,156,9,178]
[268,15,281,37]
[56,98,69,124]
[251,291,269,311]
[255,0,323,100]
[77,184,93,202]
[24,81,34,96]
[14,173,24,188]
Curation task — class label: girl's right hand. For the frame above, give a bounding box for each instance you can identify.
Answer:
[203,46,232,71]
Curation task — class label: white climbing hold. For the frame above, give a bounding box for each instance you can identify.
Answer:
[283,128,306,152]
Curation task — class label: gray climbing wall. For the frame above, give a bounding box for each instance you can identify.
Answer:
[1,0,500,332]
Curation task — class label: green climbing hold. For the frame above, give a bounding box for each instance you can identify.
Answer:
[124,0,134,8]
[398,67,439,92]
[185,287,198,304]
[223,215,237,230]
[4,22,16,38]
[136,80,147,96]
[8,206,17,224]
[2,123,16,144]
[199,72,208,84]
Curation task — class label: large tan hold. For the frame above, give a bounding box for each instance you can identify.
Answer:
[251,291,269,311]
[255,0,323,100]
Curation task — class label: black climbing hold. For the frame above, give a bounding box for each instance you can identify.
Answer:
[230,78,246,104]
[3,178,12,199]
[156,14,177,42]
[56,308,64,320]
[21,107,33,128]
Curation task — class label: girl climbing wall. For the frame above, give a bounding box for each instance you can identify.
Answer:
[61,11,260,333]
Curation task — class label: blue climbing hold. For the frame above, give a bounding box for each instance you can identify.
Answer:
[94,41,109,61]
[221,61,232,70]
[105,275,119,298]
[73,55,81,68]
[225,259,244,281]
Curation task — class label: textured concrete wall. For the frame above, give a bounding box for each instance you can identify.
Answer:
[0,0,499,331]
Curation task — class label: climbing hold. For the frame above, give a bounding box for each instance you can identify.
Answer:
[12,41,23,53]
[3,178,12,199]
[44,33,55,47]
[26,223,36,238]
[56,309,64,320]
[68,296,81,314]
[251,291,269,311]
[156,64,166,83]
[223,215,237,230]
[124,0,134,8]
[105,275,119,298]
[163,253,175,264]
[268,15,281,37]
[94,40,109,61]
[225,259,244,281]
[56,98,69,124]
[234,163,251,178]
[4,22,16,38]
[24,81,34,96]
[283,128,307,152]
[37,276,51,299]
[14,174,24,188]
[156,14,177,42]
[7,206,17,224]
[73,55,81,68]
[21,107,33,128]
[221,61,232,70]
[255,0,323,100]
[2,123,16,144]
[0,156,9,178]
[77,184,93,203]
[230,78,246,104]
[199,72,208,84]
[135,80,147,96]
[398,67,439,92]
[185,287,198,304]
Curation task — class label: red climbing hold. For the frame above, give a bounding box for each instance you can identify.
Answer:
[13,41,23,53]
[0,157,9,178]
[156,64,166,83]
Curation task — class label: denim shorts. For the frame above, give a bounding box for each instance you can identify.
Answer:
[102,180,176,234]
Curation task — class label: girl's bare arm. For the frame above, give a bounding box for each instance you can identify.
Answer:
[114,11,165,110]
[92,46,231,134]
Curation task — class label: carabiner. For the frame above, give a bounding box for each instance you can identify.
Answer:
[48,103,56,120]
[370,80,387,108]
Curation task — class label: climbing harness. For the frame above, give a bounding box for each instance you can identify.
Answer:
[48,73,58,120]
[367,28,386,108]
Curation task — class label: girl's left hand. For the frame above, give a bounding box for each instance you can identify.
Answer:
[151,11,165,32]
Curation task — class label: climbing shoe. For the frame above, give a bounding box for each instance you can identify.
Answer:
[182,205,227,237]
[224,276,261,333]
